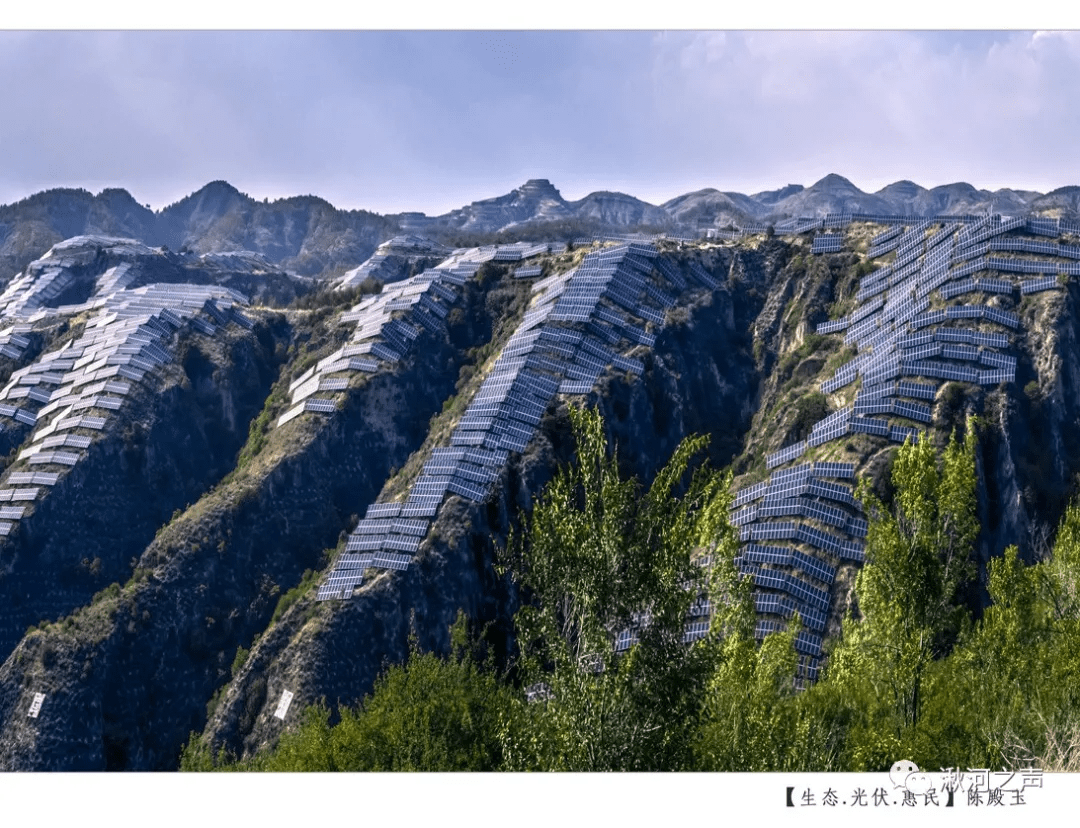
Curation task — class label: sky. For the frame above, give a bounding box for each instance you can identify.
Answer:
[3,14,1080,216]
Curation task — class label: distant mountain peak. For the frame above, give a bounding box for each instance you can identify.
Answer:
[202,179,241,193]
[810,173,860,192]
[520,178,559,192]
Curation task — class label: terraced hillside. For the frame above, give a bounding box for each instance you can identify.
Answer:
[0,214,1077,769]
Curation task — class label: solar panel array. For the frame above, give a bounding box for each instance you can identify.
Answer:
[278,267,471,427]
[811,234,845,254]
[318,241,704,599]
[0,284,252,539]
[335,236,458,290]
[717,213,983,243]
[749,213,1068,678]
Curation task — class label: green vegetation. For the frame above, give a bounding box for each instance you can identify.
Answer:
[181,614,521,771]
[291,279,382,311]
[498,405,737,771]
[269,568,321,625]
[235,383,290,468]
[231,646,250,678]
[184,411,1080,772]
[790,392,829,441]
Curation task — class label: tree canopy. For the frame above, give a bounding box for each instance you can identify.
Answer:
[184,410,1080,773]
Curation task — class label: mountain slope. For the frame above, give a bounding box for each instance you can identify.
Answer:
[0,210,1077,769]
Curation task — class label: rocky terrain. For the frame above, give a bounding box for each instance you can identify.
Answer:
[0,179,1078,770]
[5,175,1079,289]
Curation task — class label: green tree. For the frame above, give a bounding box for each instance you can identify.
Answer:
[499,405,739,771]
[827,426,978,768]
[182,614,522,772]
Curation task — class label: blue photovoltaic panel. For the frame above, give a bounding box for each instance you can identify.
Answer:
[1021,276,1062,294]
[812,461,855,479]
[792,550,836,584]
[896,380,938,400]
[766,441,807,469]
[806,478,856,507]
[749,521,799,541]
[816,317,851,334]
[741,544,793,566]
[732,481,768,507]
[732,505,759,526]
[980,351,1016,370]
[795,631,822,657]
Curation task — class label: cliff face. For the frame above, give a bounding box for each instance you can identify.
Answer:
[0,218,1078,771]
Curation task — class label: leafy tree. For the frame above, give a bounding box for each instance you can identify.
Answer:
[695,615,808,771]
[499,405,739,771]
[826,426,978,768]
[934,504,1080,770]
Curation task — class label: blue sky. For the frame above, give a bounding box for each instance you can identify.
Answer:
[3,21,1080,215]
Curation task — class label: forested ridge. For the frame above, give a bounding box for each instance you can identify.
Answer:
[181,407,1080,772]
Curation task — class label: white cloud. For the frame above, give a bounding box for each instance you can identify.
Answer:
[2,31,1080,213]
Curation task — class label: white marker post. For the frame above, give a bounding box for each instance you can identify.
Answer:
[27,692,45,719]
[273,689,294,720]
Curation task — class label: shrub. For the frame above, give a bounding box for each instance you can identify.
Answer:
[270,568,320,625]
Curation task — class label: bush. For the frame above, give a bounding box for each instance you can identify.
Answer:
[270,568,320,625]
[790,392,829,441]
[231,646,250,678]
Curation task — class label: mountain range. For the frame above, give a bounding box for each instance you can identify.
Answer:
[0,198,1077,769]
[3,174,1080,285]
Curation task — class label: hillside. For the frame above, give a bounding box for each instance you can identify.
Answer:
[0,191,1078,769]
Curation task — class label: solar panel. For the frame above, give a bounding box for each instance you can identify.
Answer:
[783,571,830,612]
[732,481,769,507]
[795,631,823,657]
[749,521,799,541]
[741,543,793,566]
[806,478,856,507]
[896,380,938,400]
[812,461,855,479]
[816,317,851,335]
[890,424,920,444]
[941,343,980,362]
[370,550,414,571]
[978,368,1015,385]
[792,550,837,585]
[771,463,815,485]
[732,505,759,527]
[847,516,869,538]
[383,534,423,553]
[766,441,807,469]
[1021,276,1061,295]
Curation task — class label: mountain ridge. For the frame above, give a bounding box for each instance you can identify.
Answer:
[2,174,1079,287]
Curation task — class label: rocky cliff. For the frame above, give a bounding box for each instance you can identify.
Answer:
[0,211,1078,770]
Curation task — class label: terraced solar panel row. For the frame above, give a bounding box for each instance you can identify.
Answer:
[326,243,685,598]
[979,351,1016,370]
[742,544,793,566]
[816,317,851,334]
[1026,218,1062,237]
[979,368,1015,385]
[812,235,845,254]
[1021,276,1062,294]
[990,237,1080,259]
[986,256,1080,276]
[766,441,807,469]
[733,480,768,507]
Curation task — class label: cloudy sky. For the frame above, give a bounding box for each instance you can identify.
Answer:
[3,19,1080,215]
